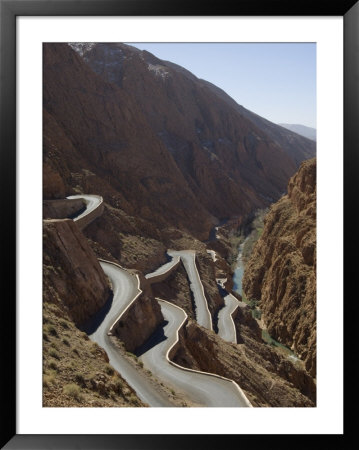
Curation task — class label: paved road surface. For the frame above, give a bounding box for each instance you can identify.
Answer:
[145,254,180,280]
[62,196,251,407]
[66,194,102,222]
[217,294,239,344]
[167,250,212,330]
[138,300,250,407]
[86,261,173,407]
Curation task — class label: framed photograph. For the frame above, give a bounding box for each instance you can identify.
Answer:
[1,0,356,448]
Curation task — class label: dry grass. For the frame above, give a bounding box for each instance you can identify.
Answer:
[63,383,82,401]
[42,300,146,407]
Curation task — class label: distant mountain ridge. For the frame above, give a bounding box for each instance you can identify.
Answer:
[278,123,316,141]
[198,79,316,165]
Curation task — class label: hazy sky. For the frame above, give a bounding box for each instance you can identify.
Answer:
[128,43,316,129]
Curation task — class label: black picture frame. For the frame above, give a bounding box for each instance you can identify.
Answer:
[1,0,357,448]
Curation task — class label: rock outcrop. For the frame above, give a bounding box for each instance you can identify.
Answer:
[83,205,168,272]
[43,198,85,220]
[112,272,164,352]
[233,303,263,343]
[242,158,316,376]
[171,320,315,407]
[43,163,66,199]
[151,263,196,321]
[43,218,111,326]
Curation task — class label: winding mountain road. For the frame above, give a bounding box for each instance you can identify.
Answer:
[65,194,251,406]
[145,254,180,281]
[167,250,213,330]
[217,294,240,344]
[66,194,103,222]
[87,260,173,407]
[138,299,250,407]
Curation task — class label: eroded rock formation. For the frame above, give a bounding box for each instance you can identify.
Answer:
[43,218,111,326]
[242,158,316,376]
[43,198,85,220]
[171,320,315,407]
[112,272,164,352]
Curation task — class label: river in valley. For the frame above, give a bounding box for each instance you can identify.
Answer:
[232,238,247,296]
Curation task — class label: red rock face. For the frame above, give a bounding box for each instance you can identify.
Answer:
[243,158,316,377]
[43,44,212,239]
[172,320,315,407]
[113,272,164,353]
[43,43,315,239]
[43,219,111,326]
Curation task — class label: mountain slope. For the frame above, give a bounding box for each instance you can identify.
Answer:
[278,123,316,141]
[44,43,315,242]
[199,79,316,164]
[242,158,316,376]
[42,43,317,408]
[43,44,213,239]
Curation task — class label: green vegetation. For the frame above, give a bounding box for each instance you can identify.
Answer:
[261,330,296,357]
[262,329,277,346]
[63,383,82,401]
[241,209,267,264]
[242,294,262,320]
[228,208,267,269]
[228,231,245,267]
[252,309,262,320]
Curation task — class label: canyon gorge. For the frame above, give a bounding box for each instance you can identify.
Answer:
[42,43,316,408]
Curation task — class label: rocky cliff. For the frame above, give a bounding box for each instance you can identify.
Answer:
[43,198,85,220]
[44,43,315,243]
[42,42,317,407]
[171,319,315,407]
[43,218,148,406]
[112,272,164,353]
[201,79,316,165]
[242,158,316,376]
[43,218,111,326]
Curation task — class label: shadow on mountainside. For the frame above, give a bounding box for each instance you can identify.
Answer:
[135,320,169,357]
[80,292,114,335]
